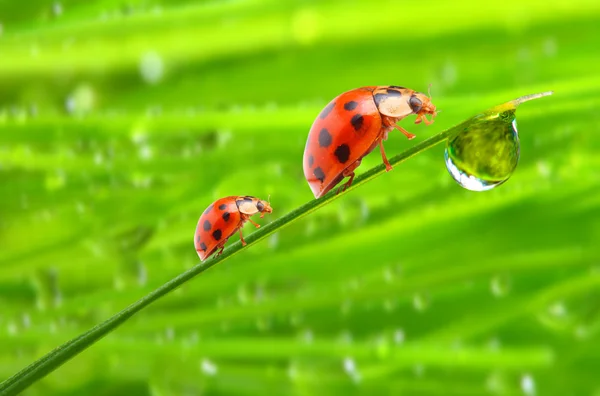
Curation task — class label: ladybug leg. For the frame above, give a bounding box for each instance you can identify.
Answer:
[383,116,416,140]
[393,124,416,140]
[379,140,393,172]
[247,218,261,228]
[216,242,226,256]
[336,160,361,195]
[238,228,247,246]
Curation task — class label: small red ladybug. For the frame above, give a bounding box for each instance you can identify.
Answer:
[303,86,438,198]
[194,196,272,260]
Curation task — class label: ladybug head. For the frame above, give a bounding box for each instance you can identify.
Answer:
[409,90,437,125]
[256,198,272,218]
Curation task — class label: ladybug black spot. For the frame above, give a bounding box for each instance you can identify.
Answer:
[218,204,227,210]
[313,167,326,183]
[308,155,314,167]
[373,93,387,108]
[386,88,402,96]
[343,101,358,111]
[389,85,406,90]
[318,128,332,148]
[257,201,265,212]
[203,220,211,231]
[350,114,364,131]
[203,204,214,215]
[222,212,230,222]
[334,144,351,163]
[319,101,335,119]
[212,229,222,241]
[199,242,207,251]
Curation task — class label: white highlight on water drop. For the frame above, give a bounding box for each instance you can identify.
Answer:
[520,374,536,395]
[343,357,361,383]
[139,51,164,84]
[201,358,218,376]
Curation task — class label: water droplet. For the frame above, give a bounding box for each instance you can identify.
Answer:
[490,274,511,297]
[382,266,395,283]
[445,91,553,191]
[138,144,153,160]
[200,358,218,376]
[137,261,147,286]
[547,301,567,317]
[394,329,405,344]
[520,374,536,395]
[65,84,96,115]
[18,313,31,330]
[287,361,299,381]
[7,321,18,336]
[268,232,279,250]
[441,60,458,86]
[140,51,164,84]
[486,371,508,394]
[412,292,430,312]
[300,329,314,344]
[165,327,175,341]
[52,2,64,17]
[342,357,361,383]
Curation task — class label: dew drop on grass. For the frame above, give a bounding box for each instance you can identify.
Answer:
[200,358,218,376]
[7,321,18,336]
[412,292,430,312]
[445,91,552,191]
[394,328,405,345]
[52,2,63,17]
[520,373,536,395]
[490,274,511,297]
[343,357,361,383]
[140,51,164,84]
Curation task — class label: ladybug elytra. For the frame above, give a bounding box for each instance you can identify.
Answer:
[303,86,437,198]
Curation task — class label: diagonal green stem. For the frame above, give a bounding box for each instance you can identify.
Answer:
[0,128,453,395]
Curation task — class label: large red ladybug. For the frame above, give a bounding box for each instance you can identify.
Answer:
[303,86,438,198]
[194,196,272,261]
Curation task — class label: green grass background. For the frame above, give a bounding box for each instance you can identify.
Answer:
[1,0,599,395]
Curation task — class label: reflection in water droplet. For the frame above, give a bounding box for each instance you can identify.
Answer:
[490,275,511,297]
[445,91,552,191]
[520,374,536,395]
[200,358,218,376]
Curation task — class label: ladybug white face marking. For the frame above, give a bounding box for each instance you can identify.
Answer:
[237,198,259,215]
[376,94,412,118]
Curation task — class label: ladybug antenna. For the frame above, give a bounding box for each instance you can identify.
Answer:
[268,194,271,204]
[428,83,432,99]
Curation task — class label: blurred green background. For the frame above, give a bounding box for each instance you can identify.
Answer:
[1,0,599,395]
